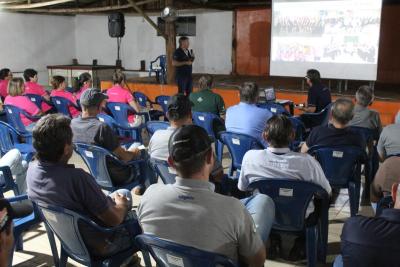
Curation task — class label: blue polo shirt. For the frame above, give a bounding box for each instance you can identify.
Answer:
[341,208,400,267]
[307,83,331,113]
[225,102,272,146]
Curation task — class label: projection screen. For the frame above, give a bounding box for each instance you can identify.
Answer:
[270,0,383,80]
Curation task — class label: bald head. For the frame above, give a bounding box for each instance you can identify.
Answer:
[331,98,354,126]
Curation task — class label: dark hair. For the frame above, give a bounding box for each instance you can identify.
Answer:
[240,82,259,104]
[356,85,373,107]
[306,69,321,85]
[112,71,125,85]
[78,72,91,88]
[169,125,211,178]
[0,69,11,80]
[179,36,189,45]
[198,75,213,91]
[331,98,354,125]
[23,69,38,82]
[33,114,72,163]
[51,76,65,89]
[167,94,192,121]
[264,115,293,148]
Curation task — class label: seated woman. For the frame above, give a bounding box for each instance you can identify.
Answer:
[23,68,53,113]
[75,72,92,100]
[50,75,80,118]
[106,71,143,127]
[4,78,42,131]
[0,68,13,100]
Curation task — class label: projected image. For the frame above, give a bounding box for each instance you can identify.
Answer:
[270,0,382,80]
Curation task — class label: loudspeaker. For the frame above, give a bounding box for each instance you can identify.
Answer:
[108,13,125,38]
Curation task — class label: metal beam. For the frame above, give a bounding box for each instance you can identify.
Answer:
[0,0,76,9]
[127,0,167,39]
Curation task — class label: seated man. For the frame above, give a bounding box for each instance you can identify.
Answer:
[139,125,275,267]
[0,149,28,193]
[27,114,141,262]
[349,85,382,133]
[301,98,365,153]
[70,89,155,193]
[336,182,400,267]
[226,82,272,146]
[149,94,223,182]
[377,110,400,161]
[239,114,331,195]
[371,156,400,204]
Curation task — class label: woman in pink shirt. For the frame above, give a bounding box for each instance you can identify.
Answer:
[75,72,92,100]
[107,71,143,127]
[0,68,13,100]
[23,68,52,113]
[4,78,42,131]
[50,76,80,118]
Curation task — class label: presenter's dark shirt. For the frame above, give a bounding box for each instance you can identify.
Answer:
[307,83,331,113]
[306,124,365,149]
[173,48,193,78]
[341,209,400,267]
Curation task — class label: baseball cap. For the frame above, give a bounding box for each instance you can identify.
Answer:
[167,94,193,120]
[80,88,108,107]
[168,125,211,163]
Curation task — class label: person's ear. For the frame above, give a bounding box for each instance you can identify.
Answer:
[262,131,268,142]
[167,156,175,168]
[206,149,213,165]
[392,183,398,203]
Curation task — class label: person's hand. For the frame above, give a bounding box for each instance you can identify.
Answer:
[114,193,129,207]
[186,61,193,65]
[127,147,141,158]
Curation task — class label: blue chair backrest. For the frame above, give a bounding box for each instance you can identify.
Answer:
[192,112,221,139]
[308,146,365,186]
[0,121,19,155]
[289,117,306,142]
[97,113,118,133]
[159,55,167,69]
[74,143,116,190]
[258,102,289,116]
[248,179,329,231]
[3,105,31,133]
[151,159,176,184]
[51,96,74,117]
[133,92,149,108]
[219,132,264,171]
[155,95,171,114]
[25,94,43,109]
[0,166,19,197]
[135,234,239,267]
[300,103,332,129]
[146,121,169,137]
[106,102,135,128]
[36,202,96,264]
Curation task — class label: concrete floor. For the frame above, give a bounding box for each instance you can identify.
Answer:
[11,150,374,267]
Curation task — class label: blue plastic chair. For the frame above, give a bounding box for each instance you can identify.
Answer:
[146,121,169,137]
[3,105,40,143]
[149,55,167,84]
[248,179,330,266]
[192,112,222,140]
[97,114,134,146]
[219,132,265,178]
[0,121,35,161]
[25,94,43,109]
[308,145,367,217]
[74,142,144,192]
[133,92,164,121]
[51,96,80,118]
[299,103,332,130]
[36,201,142,267]
[0,165,20,197]
[258,102,290,116]
[135,234,239,267]
[106,102,148,143]
[150,159,176,184]
[155,95,171,116]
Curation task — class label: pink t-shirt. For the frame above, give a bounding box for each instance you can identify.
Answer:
[4,95,41,126]
[106,85,136,123]
[24,81,52,112]
[50,89,80,118]
[0,80,9,99]
[75,84,90,100]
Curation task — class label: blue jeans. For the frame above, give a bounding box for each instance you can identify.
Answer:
[333,255,343,267]
[0,149,28,193]
[240,194,275,243]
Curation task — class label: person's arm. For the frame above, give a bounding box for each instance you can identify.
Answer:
[301,142,310,153]
[242,246,266,267]
[97,194,129,227]
[172,60,192,67]
[113,146,140,162]
[301,105,316,113]
[128,100,141,113]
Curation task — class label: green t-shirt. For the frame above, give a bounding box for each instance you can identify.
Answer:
[189,89,226,116]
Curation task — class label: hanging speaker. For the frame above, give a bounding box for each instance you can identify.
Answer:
[108,13,125,38]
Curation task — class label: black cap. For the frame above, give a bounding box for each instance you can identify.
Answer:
[167,94,193,120]
[168,125,211,162]
[80,88,108,107]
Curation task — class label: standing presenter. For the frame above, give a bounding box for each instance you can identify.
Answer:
[173,36,194,96]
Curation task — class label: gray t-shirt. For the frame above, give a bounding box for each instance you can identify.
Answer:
[377,123,400,158]
[138,178,263,261]
[349,105,382,132]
